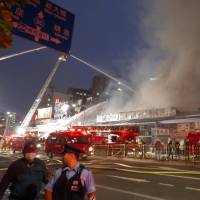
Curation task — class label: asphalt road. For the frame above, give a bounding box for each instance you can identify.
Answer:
[0,151,200,200]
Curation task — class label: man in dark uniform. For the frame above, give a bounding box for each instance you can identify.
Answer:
[0,142,48,200]
[45,144,96,200]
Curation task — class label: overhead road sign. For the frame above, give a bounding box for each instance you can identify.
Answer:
[11,0,75,53]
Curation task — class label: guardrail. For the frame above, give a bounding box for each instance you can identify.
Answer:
[94,143,200,161]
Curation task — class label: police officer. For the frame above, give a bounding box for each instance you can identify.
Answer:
[0,142,48,200]
[45,144,96,200]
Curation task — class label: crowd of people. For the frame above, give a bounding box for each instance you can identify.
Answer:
[154,139,200,160]
[154,140,180,160]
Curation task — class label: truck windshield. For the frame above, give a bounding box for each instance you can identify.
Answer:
[69,136,91,144]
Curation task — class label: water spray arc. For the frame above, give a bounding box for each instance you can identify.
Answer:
[71,54,135,93]
[0,47,136,129]
[0,46,47,61]
[0,47,135,93]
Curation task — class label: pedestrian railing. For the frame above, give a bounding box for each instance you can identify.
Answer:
[93,143,200,161]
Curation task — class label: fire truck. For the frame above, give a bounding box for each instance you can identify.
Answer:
[10,133,43,153]
[45,129,94,158]
[72,126,139,144]
[9,136,25,153]
[187,132,200,145]
[111,130,139,143]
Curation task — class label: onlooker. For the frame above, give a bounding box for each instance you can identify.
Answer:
[154,140,162,160]
[175,141,180,160]
[167,141,174,160]
[0,142,48,200]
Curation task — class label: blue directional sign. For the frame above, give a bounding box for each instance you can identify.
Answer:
[11,0,75,53]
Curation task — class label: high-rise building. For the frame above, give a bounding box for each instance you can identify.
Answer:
[0,112,17,136]
[39,86,72,109]
[0,113,6,135]
[91,74,109,101]
[66,87,91,104]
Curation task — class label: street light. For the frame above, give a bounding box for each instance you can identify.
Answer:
[149,77,157,81]
[117,88,122,92]
[72,104,76,108]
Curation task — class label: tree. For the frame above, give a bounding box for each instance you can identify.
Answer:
[0,0,25,49]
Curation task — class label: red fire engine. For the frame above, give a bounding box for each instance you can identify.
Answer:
[10,133,42,153]
[72,126,139,144]
[45,129,94,158]
[187,132,200,145]
[9,136,25,153]
[111,130,139,143]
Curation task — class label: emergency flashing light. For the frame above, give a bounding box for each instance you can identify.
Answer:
[16,127,26,135]
[89,146,93,152]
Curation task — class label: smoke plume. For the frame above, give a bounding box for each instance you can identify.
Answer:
[107,0,200,113]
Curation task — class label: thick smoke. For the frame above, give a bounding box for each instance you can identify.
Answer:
[106,0,200,113]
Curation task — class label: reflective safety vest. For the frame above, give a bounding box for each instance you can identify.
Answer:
[52,165,85,200]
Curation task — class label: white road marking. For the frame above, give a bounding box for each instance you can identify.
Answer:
[96,184,167,200]
[114,162,133,168]
[0,168,7,171]
[55,160,62,163]
[159,183,174,187]
[81,162,92,165]
[158,174,200,181]
[185,187,200,192]
[107,175,150,183]
[158,166,183,171]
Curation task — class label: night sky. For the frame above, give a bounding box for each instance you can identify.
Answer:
[0,0,145,115]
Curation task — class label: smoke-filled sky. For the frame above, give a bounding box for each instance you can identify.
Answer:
[0,0,199,116]
[107,0,200,113]
[0,0,144,115]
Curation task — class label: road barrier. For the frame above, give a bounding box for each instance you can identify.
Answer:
[94,143,200,161]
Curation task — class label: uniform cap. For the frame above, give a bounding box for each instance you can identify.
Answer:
[23,142,37,154]
[63,144,82,155]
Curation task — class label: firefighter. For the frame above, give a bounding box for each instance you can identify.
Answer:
[0,142,48,200]
[45,144,96,200]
